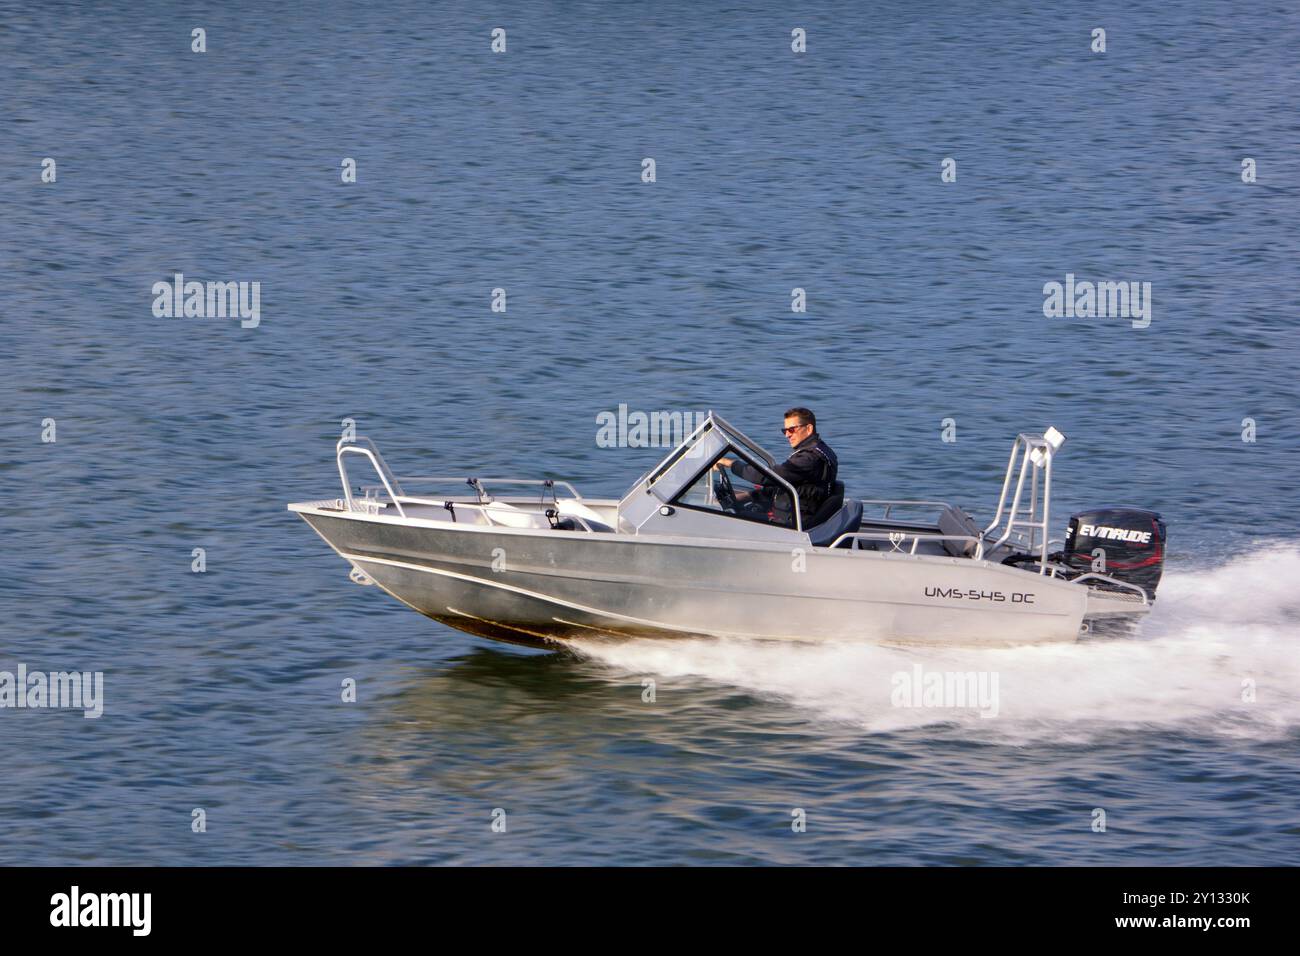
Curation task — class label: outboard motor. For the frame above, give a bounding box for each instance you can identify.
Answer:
[1062,508,1167,599]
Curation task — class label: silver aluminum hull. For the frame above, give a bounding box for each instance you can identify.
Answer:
[297,509,1094,647]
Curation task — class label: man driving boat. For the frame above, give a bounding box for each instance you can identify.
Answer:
[717,407,838,528]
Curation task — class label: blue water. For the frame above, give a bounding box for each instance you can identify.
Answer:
[2,0,1299,864]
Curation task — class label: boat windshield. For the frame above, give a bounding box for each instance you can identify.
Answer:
[647,420,714,486]
[673,446,795,528]
[721,427,775,470]
[643,415,777,491]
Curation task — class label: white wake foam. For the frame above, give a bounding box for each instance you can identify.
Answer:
[568,545,1300,742]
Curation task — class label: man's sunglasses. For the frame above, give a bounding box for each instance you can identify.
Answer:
[782,424,808,435]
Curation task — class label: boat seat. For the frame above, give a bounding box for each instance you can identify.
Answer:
[937,505,981,557]
[805,481,846,528]
[807,498,863,547]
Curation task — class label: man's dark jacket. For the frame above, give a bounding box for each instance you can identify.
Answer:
[729,432,838,528]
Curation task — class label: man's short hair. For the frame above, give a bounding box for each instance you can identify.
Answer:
[784,406,816,430]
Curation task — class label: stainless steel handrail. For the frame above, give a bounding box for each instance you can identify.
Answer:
[855,498,955,520]
[385,476,587,504]
[338,437,405,495]
[337,443,406,518]
[716,460,805,534]
[336,429,595,521]
[1069,572,1150,606]
[980,432,1057,571]
[337,435,605,529]
[830,531,982,553]
[365,494,602,531]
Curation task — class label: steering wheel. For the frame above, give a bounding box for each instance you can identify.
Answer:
[712,465,738,512]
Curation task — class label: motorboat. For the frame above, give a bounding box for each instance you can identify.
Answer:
[288,414,1166,647]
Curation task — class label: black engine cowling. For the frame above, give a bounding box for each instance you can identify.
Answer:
[1062,507,1167,599]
